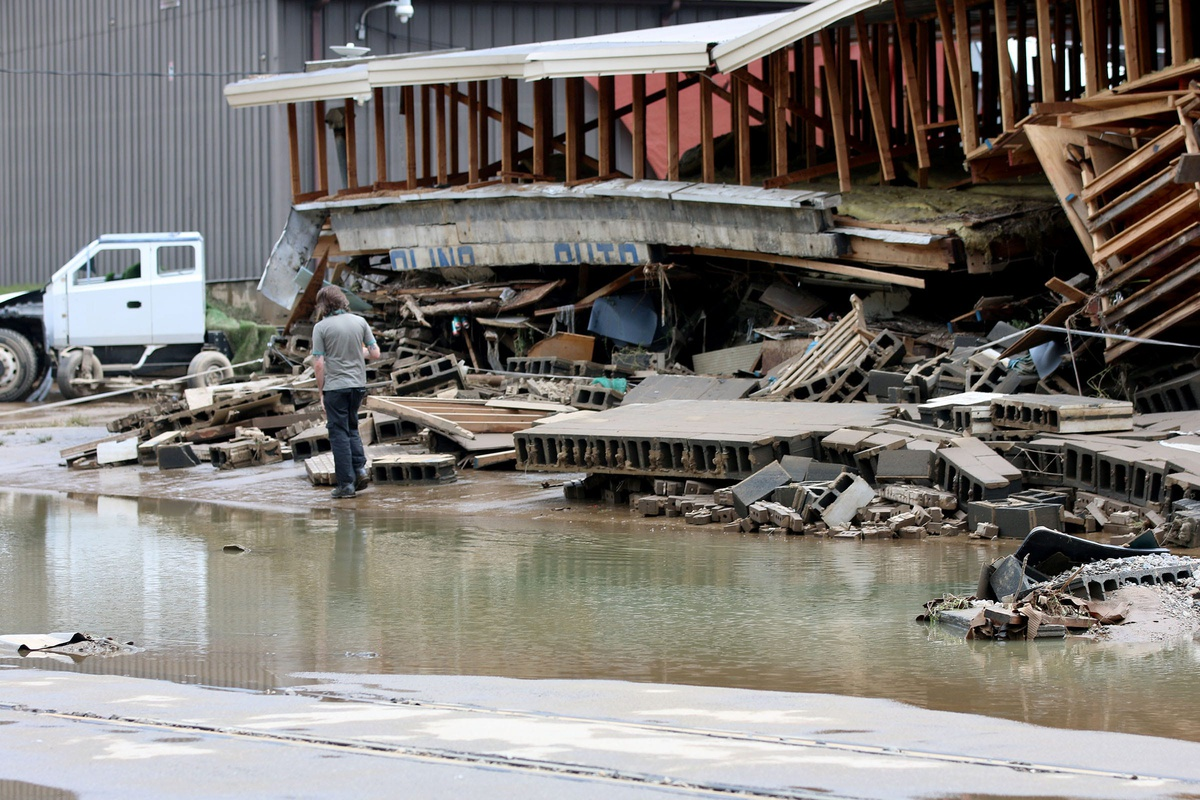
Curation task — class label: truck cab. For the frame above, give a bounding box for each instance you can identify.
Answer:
[0,232,234,402]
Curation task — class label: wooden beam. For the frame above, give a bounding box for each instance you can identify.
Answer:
[1081,126,1185,203]
[467,82,480,184]
[287,103,301,201]
[700,73,715,184]
[854,14,895,182]
[894,2,931,175]
[734,67,752,185]
[1169,0,1192,66]
[420,85,432,180]
[598,75,615,177]
[532,266,645,317]
[448,82,460,177]
[1023,124,1094,256]
[501,78,518,182]
[692,247,927,289]
[533,79,552,178]
[1091,189,1198,264]
[479,81,489,172]
[993,0,1015,131]
[819,29,852,192]
[1059,97,1174,129]
[565,77,585,183]
[1117,0,1142,81]
[1035,0,1058,101]
[344,99,359,190]
[403,87,417,189]
[372,88,387,186]
[435,85,448,185]
[954,0,979,150]
[632,74,647,181]
[314,100,328,194]
[769,49,790,179]
[1104,294,1200,362]
[666,73,680,181]
[1078,0,1100,95]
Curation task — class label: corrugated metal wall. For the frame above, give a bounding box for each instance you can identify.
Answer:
[0,0,286,285]
[0,1,787,287]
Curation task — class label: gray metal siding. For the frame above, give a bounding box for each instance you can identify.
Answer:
[0,0,285,285]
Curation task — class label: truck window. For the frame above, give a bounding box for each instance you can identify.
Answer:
[157,244,197,275]
[75,248,142,284]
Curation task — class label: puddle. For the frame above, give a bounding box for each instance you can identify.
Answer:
[3,489,1200,742]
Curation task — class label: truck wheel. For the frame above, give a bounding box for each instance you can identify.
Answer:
[187,351,233,389]
[58,350,105,400]
[0,329,39,402]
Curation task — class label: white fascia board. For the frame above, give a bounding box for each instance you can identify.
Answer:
[224,65,372,108]
[524,43,712,80]
[368,52,529,86]
[712,0,883,73]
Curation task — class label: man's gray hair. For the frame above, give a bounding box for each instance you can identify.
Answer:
[314,285,351,319]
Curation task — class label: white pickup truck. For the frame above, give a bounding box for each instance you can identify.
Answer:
[0,232,234,401]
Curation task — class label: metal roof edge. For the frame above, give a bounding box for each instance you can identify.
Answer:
[712,0,884,73]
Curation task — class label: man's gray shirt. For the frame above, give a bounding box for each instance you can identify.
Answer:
[312,311,375,391]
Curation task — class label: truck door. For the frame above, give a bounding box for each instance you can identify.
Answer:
[149,241,205,345]
[66,244,153,346]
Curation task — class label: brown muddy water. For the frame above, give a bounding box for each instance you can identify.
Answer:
[2,489,1199,744]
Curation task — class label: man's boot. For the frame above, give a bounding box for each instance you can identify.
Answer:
[331,484,357,499]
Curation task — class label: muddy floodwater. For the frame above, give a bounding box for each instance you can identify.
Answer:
[3,489,1200,744]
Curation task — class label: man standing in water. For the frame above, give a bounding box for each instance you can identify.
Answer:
[312,285,381,499]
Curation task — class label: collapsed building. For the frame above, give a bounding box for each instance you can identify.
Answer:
[57,0,1200,555]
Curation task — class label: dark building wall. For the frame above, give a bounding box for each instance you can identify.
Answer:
[0,0,287,285]
[0,0,790,287]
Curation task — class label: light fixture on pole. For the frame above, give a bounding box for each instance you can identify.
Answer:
[355,1,415,40]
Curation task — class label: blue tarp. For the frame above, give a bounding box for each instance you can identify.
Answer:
[587,294,658,346]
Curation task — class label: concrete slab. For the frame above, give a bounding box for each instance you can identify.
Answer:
[0,669,1197,800]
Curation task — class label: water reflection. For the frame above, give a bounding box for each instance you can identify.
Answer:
[1,490,1199,742]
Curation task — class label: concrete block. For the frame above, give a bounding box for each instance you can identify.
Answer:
[97,437,139,466]
[868,370,907,400]
[816,473,876,527]
[992,502,1062,539]
[157,443,201,470]
[875,449,933,483]
[730,460,793,517]
[637,495,665,516]
[779,455,813,481]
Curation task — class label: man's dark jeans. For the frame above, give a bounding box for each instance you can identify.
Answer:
[323,387,367,487]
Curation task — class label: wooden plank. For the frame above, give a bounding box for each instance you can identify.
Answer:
[372,88,387,186]
[934,0,965,128]
[448,82,460,177]
[770,50,789,179]
[993,0,1015,131]
[435,85,448,185]
[700,74,715,184]
[365,396,476,441]
[1087,167,1179,231]
[1046,276,1091,303]
[1023,124,1095,256]
[598,75,615,177]
[420,85,432,180]
[1078,0,1101,95]
[732,68,751,186]
[1097,223,1200,288]
[999,299,1081,358]
[954,0,979,149]
[666,73,680,182]
[501,78,518,182]
[403,86,417,189]
[1035,0,1058,102]
[1105,294,1200,362]
[287,103,302,201]
[533,79,552,178]
[691,247,926,289]
[314,99,328,194]
[632,73,646,181]
[842,236,956,270]
[854,14,895,182]
[566,77,585,183]
[1117,0,1142,81]
[895,2,931,173]
[1102,253,1200,324]
[819,29,852,193]
[1091,189,1199,264]
[1081,125,1185,203]
[532,266,645,317]
[467,82,480,184]
[1060,98,1175,129]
